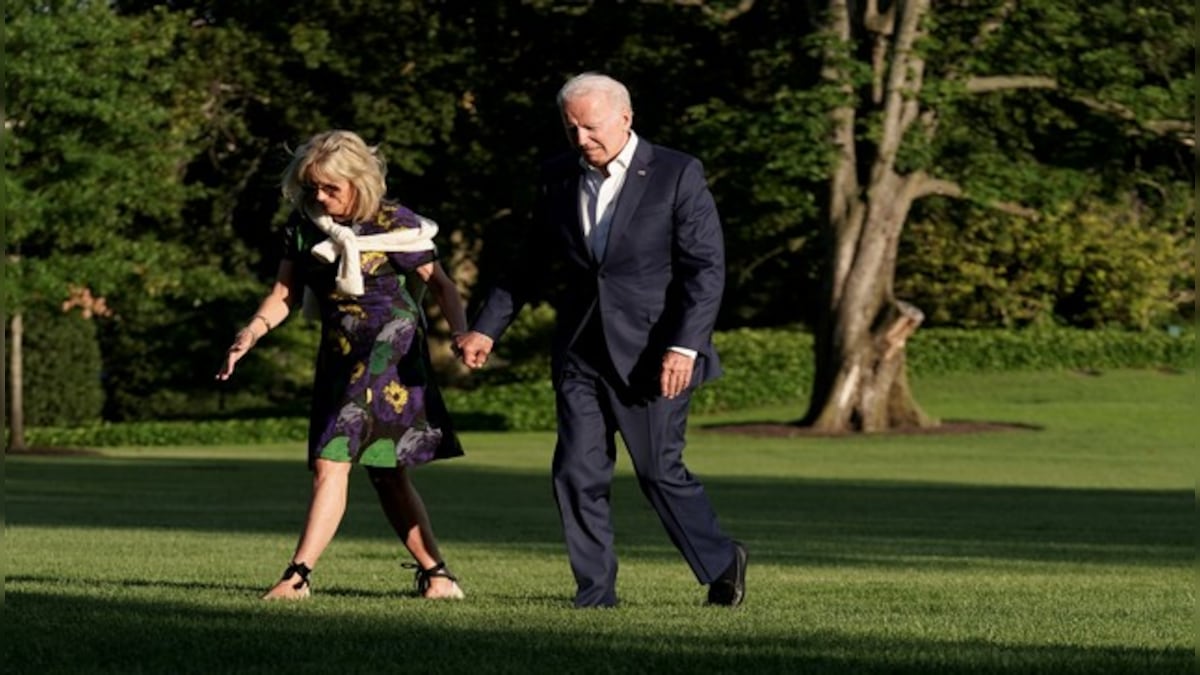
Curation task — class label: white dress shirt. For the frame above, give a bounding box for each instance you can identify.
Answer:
[579,131,638,261]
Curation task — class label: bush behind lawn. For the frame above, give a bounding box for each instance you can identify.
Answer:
[23,326,1193,445]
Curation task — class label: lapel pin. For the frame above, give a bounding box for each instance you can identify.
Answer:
[637,169,646,176]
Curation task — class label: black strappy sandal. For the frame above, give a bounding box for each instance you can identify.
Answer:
[263,561,312,600]
[403,560,465,599]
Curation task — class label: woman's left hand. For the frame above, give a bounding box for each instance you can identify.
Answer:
[216,329,255,380]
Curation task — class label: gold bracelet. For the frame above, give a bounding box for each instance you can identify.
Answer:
[251,314,273,332]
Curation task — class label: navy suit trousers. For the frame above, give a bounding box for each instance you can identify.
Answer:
[552,320,735,607]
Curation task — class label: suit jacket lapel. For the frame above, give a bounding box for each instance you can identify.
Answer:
[602,140,654,263]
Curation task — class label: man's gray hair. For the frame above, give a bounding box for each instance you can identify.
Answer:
[557,72,633,114]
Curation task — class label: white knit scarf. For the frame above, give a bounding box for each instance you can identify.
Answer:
[309,212,439,296]
[300,211,439,320]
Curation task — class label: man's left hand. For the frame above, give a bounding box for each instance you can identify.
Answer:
[660,351,695,399]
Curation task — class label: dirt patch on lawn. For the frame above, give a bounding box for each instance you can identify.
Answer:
[703,419,1041,438]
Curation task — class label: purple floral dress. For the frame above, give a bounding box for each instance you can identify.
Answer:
[283,202,463,468]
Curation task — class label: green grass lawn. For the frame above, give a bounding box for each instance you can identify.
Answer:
[5,369,1193,674]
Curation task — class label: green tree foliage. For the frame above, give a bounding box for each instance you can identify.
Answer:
[897,200,1193,334]
[674,2,836,326]
[112,1,482,264]
[680,0,1192,329]
[894,1,1194,329]
[6,1,194,305]
[5,1,267,420]
[899,197,1188,329]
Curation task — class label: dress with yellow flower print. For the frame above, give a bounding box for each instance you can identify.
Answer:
[282,202,463,468]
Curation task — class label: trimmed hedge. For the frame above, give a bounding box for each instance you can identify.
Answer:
[445,325,1194,431]
[23,326,1193,446]
[25,417,309,448]
[906,327,1194,375]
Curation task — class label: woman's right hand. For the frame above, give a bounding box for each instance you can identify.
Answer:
[215,329,256,380]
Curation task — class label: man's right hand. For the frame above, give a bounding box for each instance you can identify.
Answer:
[455,331,494,370]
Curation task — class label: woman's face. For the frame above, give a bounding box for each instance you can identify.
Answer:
[306,173,356,219]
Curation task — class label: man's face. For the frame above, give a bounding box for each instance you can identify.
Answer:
[561,91,631,169]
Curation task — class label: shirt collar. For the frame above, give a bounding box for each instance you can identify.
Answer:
[579,131,639,177]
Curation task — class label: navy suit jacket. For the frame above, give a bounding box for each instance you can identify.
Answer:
[474,138,724,391]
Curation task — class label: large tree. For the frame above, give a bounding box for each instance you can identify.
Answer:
[801,0,1192,431]
[665,0,1190,430]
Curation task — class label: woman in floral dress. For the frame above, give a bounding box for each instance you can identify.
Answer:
[217,130,466,600]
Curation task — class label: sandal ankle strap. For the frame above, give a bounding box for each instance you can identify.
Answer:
[402,560,458,594]
[282,561,313,591]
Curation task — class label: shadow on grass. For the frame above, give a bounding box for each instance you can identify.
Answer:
[6,455,1190,568]
[4,590,1186,675]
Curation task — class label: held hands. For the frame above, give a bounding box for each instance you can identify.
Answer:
[455,331,494,370]
[660,351,695,399]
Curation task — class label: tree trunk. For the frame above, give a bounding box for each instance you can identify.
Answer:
[802,0,937,433]
[804,188,936,432]
[805,295,935,432]
[8,312,26,452]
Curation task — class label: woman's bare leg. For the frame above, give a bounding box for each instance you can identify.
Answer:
[262,458,352,599]
[367,466,463,598]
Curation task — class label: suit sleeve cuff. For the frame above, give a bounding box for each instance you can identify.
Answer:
[668,346,698,360]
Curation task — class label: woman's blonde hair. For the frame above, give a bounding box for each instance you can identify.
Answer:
[281,129,387,223]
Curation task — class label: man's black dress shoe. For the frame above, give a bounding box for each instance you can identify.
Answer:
[706,541,747,606]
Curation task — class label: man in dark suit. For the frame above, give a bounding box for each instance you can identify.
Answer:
[456,72,746,608]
